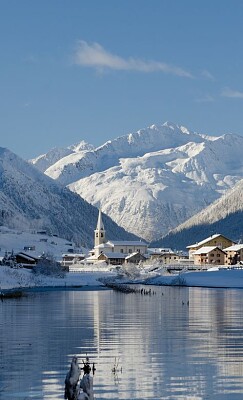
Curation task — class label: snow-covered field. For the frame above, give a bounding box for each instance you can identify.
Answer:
[1,263,243,292]
[0,226,87,261]
[0,265,115,291]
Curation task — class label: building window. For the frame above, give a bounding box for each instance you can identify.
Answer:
[129,249,132,253]
[101,233,103,237]
[120,249,123,253]
[96,233,98,237]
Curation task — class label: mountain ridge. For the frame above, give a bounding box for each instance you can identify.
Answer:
[0,147,139,248]
[151,179,243,250]
[30,122,243,241]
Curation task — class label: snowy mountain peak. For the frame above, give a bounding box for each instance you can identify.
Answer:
[69,140,95,152]
[29,122,243,241]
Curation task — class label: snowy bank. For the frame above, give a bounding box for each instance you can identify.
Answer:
[144,268,243,288]
[2,265,243,292]
[0,265,116,291]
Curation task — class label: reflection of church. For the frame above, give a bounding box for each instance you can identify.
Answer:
[87,209,148,265]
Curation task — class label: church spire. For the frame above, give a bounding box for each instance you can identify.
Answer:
[96,208,104,231]
[94,209,106,247]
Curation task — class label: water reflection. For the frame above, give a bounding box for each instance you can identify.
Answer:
[1,286,243,399]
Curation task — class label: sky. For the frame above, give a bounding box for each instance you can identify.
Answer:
[1,1,243,159]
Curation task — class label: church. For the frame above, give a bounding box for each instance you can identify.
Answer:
[86,209,148,265]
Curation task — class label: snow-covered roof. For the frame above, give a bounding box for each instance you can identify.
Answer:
[148,247,175,254]
[125,252,146,260]
[107,240,147,246]
[193,246,225,255]
[94,242,113,249]
[224,244,243,251]
[17,252,37,261]
[62,253,86,257]
[101,252,127,259]
[187,234,224,249]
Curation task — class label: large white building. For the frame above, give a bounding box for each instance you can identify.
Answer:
[87,209,148,264]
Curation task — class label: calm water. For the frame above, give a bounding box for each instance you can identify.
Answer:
[1,286,243,399]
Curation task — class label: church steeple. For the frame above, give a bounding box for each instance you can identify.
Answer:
[94,209,106,247]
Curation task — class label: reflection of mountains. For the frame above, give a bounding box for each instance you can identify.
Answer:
[188,288,243,377]
[3,288,243,399]
[94,287,243,398]
[0,291,97,399]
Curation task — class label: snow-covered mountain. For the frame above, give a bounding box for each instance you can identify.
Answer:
[30,141,94,173]
[30,122,243,241]
[151,179,243,250]
[0,147,138,248]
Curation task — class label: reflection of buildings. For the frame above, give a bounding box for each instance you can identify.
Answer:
[4,287,243,399]
[91,287,243,398]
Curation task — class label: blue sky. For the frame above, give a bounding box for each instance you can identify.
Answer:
[1,1,243,159]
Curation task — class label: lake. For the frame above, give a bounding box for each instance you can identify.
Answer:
[1,285,243,399]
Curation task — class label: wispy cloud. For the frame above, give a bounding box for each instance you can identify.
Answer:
[221,87,243,98]
[195,95,214,103]
[201,70,215,81]
[73,40,193,78]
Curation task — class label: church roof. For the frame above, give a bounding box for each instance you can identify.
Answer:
[94,243,113,249]
[102,252,127,259]
[107,240,147,246]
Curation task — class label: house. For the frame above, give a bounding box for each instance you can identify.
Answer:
[15,252,39,268]
[148,248,181,264]
[61,253,86,268]
[87,209,148,264]
[224,244,243,265]
[125,252,147,264]
[187,234,235,260]
[193,246,226,266]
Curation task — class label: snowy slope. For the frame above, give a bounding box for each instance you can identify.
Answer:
[30,122,243,241]
[0,226,87,261]
[151,179,243,250]
[30,141,94,172]
[0,147,139,248]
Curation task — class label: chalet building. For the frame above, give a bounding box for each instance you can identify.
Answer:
[87,209,148,265]
[148,248,181,264]
[15,252,39,268]
[187,234,235,260]
[62,253,86,268]
[193,246,226,266]
[224,244,243,265]
[125,252,147,264]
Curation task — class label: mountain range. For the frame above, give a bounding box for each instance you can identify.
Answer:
[31,122,243,242]
[0,147,138,248]
[151,178,243,250]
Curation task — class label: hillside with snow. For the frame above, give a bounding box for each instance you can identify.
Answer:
[31,122,243,241]
[0,147,138,248]
[0,226,87,261]
[151,179,243,250]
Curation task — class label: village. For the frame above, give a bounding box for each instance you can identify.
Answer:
[0,210,242,272]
